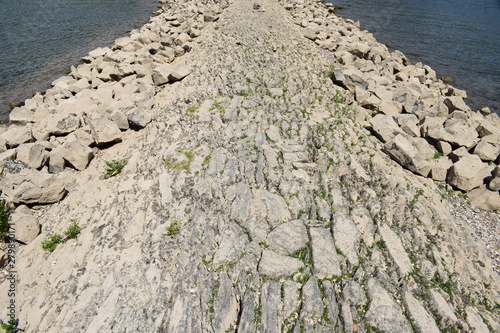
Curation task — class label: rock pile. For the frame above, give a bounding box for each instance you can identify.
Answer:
[0,0,498,332]
[0,0,229,211]
[282,0,500,211]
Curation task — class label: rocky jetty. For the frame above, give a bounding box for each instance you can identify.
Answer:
[0,0,498,331]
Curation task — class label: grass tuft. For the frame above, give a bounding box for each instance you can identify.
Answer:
[103,160,127,179]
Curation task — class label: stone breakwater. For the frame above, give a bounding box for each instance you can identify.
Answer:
[0,0,499,332]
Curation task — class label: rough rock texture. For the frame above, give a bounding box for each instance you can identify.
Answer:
[0,0,499,332]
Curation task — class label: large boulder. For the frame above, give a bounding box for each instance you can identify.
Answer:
[61,134,94,170]
[472,135,499,162]
[127,108,152,129]
[370,114,404,143]
[152,63,173,85]
[0,161,66,204]
[87,113,122,146]
[0,126,33,148]
[44,113,81,135]
[383,134,431,177]
[16,143,48,169]
[447,154,490,191]
[467,186,500,211]
[426,119,478,148]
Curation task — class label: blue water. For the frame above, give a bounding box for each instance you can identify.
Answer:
[0,0,158,122]
[327,0,500,115]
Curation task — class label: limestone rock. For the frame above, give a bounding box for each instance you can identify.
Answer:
[489,167,500,191]
[0,163,66,204]
[332,212,360,266]
[467,186,500,211]
[87,113,122,146]
[310,227,341,278]
[127,108,152,129]
[426,119,478,148]
[61,134,94,170]
[267,220,308,255]
[258,250,304,279]
[1,126,33,148]
[44,113,81,135]
[447,154,489,191]
[9,107,34,123]
[429,157,453,181]
[48,147,65,173]
[473,135,500,162]
[403,292,440,333]
[168,65,191,82]
[379,224,413,275]
[10,212,40,244]
[365,278,412,333]
[152,63,173,85]
[383,134,431,177]
[370,114,404,143]
[16,143,48,169]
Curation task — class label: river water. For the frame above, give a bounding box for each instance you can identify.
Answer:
[0,0,159,123]
[327,0,500,115]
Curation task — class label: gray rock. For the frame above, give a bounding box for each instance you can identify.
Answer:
[444,96,470,112]
[447,154,489,191]
[267,220,308,255]
[342,280,367,305]
[310,227,341,278]
[127,108,152,129]
[261,281,281,332]
[87,113,122,146]
[393,114,419,137]
[0,165,66,204]
[16,143,48,169]
[10,212,40,244]
[61,134,94,170]
[258,250,304,279]
[300,277,324,324]
[365,278,412,333]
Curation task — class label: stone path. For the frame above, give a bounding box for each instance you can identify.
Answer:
[0,0,498,332]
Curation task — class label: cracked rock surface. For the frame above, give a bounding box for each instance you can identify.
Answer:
[0,0,499,332]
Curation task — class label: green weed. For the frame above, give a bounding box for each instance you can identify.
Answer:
[103,160,127,179]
